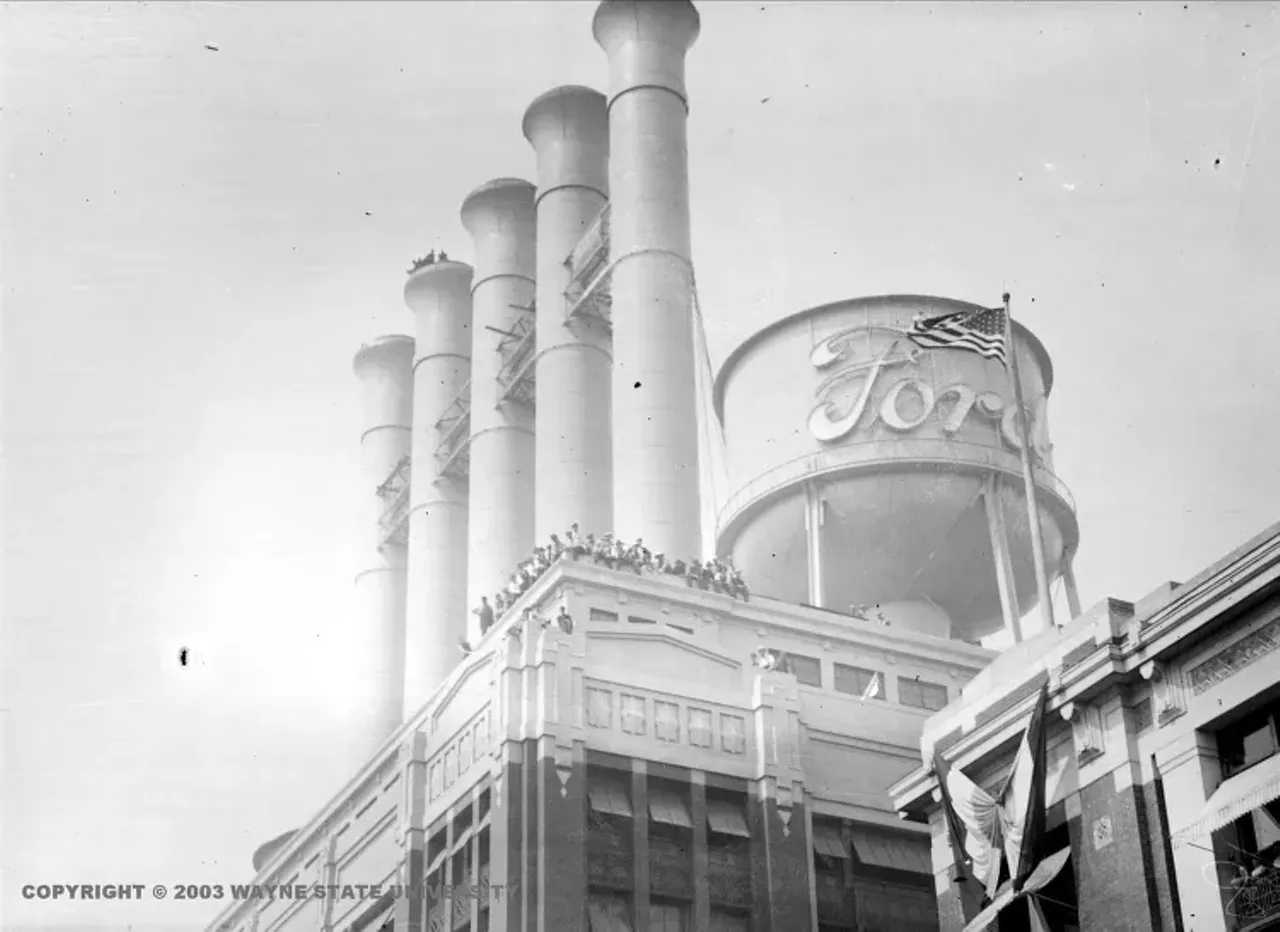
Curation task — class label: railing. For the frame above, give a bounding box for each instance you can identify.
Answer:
[565,204,610,283]
[565,266,613,327]
[377,455,411,546]
[1229,869,1280,930]
[564,204,613,329]
[496,316,537,408]
[434,381,472,481]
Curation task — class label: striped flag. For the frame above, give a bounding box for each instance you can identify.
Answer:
[933,750,989,917]
[908,307,1008,365]
[999,684,1050,886]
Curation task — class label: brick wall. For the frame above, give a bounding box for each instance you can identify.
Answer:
[1075,773,1162,931]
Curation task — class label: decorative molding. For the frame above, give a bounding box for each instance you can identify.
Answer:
[1059,700,1104,765]
[1092,815,1114,851]
[1186,616,1280,696]
[1140,660,1187,726]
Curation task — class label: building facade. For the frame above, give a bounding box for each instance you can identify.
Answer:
[209,558,997,932]
[891,523,1280,932]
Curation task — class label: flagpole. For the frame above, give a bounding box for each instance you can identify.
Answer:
[1003,293,1056,631]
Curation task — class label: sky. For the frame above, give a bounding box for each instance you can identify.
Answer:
[2,1,1278,928]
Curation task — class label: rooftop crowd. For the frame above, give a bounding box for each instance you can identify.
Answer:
[471,523,749,639]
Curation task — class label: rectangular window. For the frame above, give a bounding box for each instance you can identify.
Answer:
[899,677,948,711]
[1219,703,1280,776]
[834,663,883,700]
[667,623,694,635]
[590,608,619,623]
[621,694,647,735]
[459,732,472,771]
[628,615,658,625]
[587,688,613,730]
[784,652,822,687]
[649,901,686,932]
[444,749,457,786]
[709,911,748,932]
[473,721,484,761]
[689,708,713,748]
[655,701,680,743]
[587,893,633,932]
[720,715,746,755]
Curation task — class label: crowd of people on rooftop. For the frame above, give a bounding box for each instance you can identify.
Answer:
[469,523,749,641]
[406,249,449,275]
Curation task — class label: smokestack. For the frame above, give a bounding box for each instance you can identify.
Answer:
[351,334,414,755]
[459,179,538,630]
[402,261,473,716]
[593,0,703,560]
[522,86,613,541]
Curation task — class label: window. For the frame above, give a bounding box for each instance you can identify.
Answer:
[709,911,748,932]
[706,798,750,839]
[444,749,457,785]
[628,615,657,625]
[590,608,619,623]
[898,677,948,712]
[720,715,746,755]
[655,702,680,742]
[834,664,883,700]
[649,787,692,829]
[667,623,694,635]
[783,652,822,687]
[621,694,646,735]
[649,900,686,932]
[587,688,613,729]
[1218,701,1280,776]
[587,777,634,819]
[689,708,713,748]
[588,893,633,932]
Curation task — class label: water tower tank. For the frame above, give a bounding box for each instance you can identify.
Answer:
[713,295,1079,642]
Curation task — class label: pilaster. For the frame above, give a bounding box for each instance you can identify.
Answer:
[1157,730,1228,932]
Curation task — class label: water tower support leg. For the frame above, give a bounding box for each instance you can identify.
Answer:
[1062,551,1082,619]
[983,473,1023,643]
[803,481,825,609]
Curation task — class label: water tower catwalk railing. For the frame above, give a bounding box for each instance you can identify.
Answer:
[564,203,613,327]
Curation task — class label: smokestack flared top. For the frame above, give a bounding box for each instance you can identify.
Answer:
[522,86,609,203]
[460,179,537,283]
[592,0,700,105]
[352,333,414,378]
[403,259,474,311]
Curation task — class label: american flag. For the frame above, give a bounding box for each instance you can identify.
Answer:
[908,307,1008,365]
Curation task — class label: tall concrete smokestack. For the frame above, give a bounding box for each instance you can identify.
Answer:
[460,180,538,630]
[522,86,613,541]
[402,261,473,716]
[593,0,703,560]
[351,334,414,756]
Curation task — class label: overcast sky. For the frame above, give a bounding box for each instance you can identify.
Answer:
[3,1,1278,929]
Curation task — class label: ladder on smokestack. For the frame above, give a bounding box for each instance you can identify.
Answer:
[376,454,411,547]
[495,302,537,407]
[434,381,472,481]
[564,204,613,327]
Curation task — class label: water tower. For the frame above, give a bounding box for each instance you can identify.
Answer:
[714,295,1079,643]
